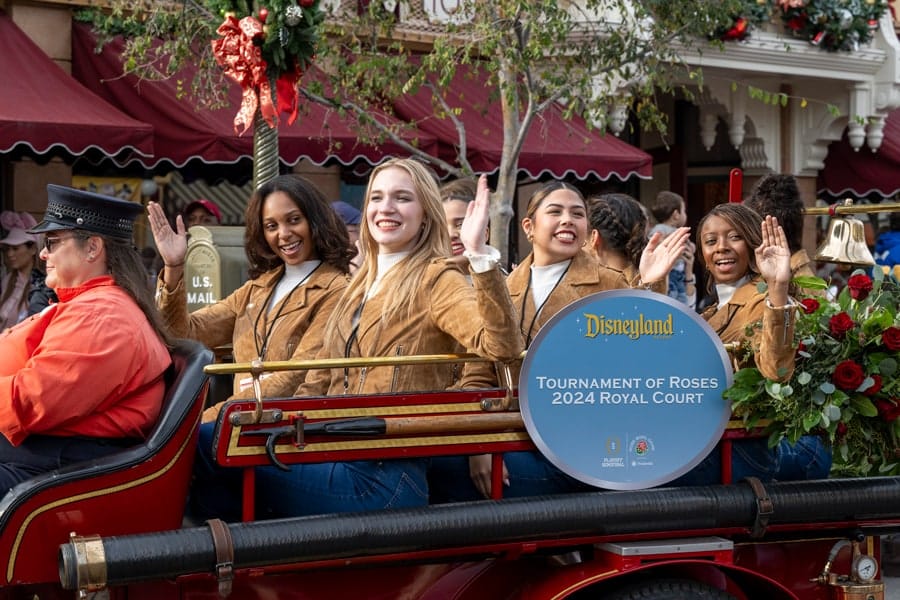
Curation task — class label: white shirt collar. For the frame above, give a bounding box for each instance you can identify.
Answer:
[715,274,751,309]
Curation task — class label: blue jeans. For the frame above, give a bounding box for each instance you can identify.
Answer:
[191,422,429,521]
[670,435,832,486]
[429,451,593,503]
[668,267,688,304]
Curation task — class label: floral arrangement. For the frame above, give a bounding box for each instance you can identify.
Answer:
[714,0,889,51]
[780,0,889,52]
[207,0,324,134]
[724,271,900,477]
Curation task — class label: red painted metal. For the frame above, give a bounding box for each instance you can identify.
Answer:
[1,380,897,599]
[729,168,744,203]
[0,381,207,585]
[491,452,505,499]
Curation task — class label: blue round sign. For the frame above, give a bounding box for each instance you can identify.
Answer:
[519,290,732,490]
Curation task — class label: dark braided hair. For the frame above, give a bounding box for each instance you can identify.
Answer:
[588,193,648,270]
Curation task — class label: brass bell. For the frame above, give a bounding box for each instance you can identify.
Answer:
[814,200,875,267]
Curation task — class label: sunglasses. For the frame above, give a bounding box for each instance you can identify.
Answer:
[43,234,86,253]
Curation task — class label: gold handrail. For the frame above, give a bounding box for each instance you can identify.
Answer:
[206,342,741,377]
[803,201,900,216]
[204,351,528,376]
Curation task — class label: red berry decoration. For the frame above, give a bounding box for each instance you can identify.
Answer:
[258,7,268,22]
[298,0,314,7]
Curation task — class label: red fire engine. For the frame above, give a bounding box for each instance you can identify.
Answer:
[0,282,895,600]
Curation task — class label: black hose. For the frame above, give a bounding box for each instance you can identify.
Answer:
[58,476,900,589]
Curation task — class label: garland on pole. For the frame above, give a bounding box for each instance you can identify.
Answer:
[715,0,890,52]
[207,0,324,133]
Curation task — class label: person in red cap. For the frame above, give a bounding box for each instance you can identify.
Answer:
[182,199,222,228]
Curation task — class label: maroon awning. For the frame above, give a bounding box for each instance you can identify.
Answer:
[819,110,900,197]
[0,11,152,161]
[72,23,437,169]
[392,64,653,181]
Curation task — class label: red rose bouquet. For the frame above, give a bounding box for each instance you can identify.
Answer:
[724,270,900,476]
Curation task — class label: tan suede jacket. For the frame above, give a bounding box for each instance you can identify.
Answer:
[157,263,349,418]
[298,259,523,397]
[700,277,796,382]
[509,250,660,347]
[460,250,664,388]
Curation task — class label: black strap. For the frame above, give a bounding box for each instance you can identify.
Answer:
[743,476,774,539]
[253,263,321,360]
[519,260,571,348]
[207,518,234,597]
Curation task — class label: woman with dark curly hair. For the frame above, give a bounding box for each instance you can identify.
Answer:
[148,174,352,422]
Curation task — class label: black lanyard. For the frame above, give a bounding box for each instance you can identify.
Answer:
[343,300,367,391]
[253,263,320,360]
[519,261,571,348]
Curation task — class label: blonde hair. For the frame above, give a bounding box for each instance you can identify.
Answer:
[324,158,451,338]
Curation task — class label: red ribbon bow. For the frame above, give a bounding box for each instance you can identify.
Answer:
[276,66,303,127]
[211,15,278,135]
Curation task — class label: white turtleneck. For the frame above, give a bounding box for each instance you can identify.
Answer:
[715,274,751,309]
[269,260,321,311]
[367,251,411,299]
[530,260,571,312]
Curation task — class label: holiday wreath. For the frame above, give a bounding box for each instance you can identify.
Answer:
[207,0,324,134]
[715,0,890,51]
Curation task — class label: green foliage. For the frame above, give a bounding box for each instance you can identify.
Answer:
[723,272,900,476]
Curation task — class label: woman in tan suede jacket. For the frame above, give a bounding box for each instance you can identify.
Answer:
[672,203,831,485]
[220,158,523,520]
[149,175,354,523]
[148,175,352,421]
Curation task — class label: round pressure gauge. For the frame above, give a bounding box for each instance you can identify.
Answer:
[852,554,878,583]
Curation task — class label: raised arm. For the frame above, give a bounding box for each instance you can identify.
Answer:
[753,215,796,381]
[755,215,792,307]
[639,226,690,285]
[147,201,188,292]
[459,174,491,256]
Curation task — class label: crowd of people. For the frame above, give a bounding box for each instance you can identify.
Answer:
[0,166,898,519]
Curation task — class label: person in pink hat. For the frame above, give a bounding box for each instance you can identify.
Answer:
[182,198,222,227]
[0,211,41,329]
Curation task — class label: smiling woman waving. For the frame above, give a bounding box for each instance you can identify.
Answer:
[670,203,831,486]
[148,175,353,420]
